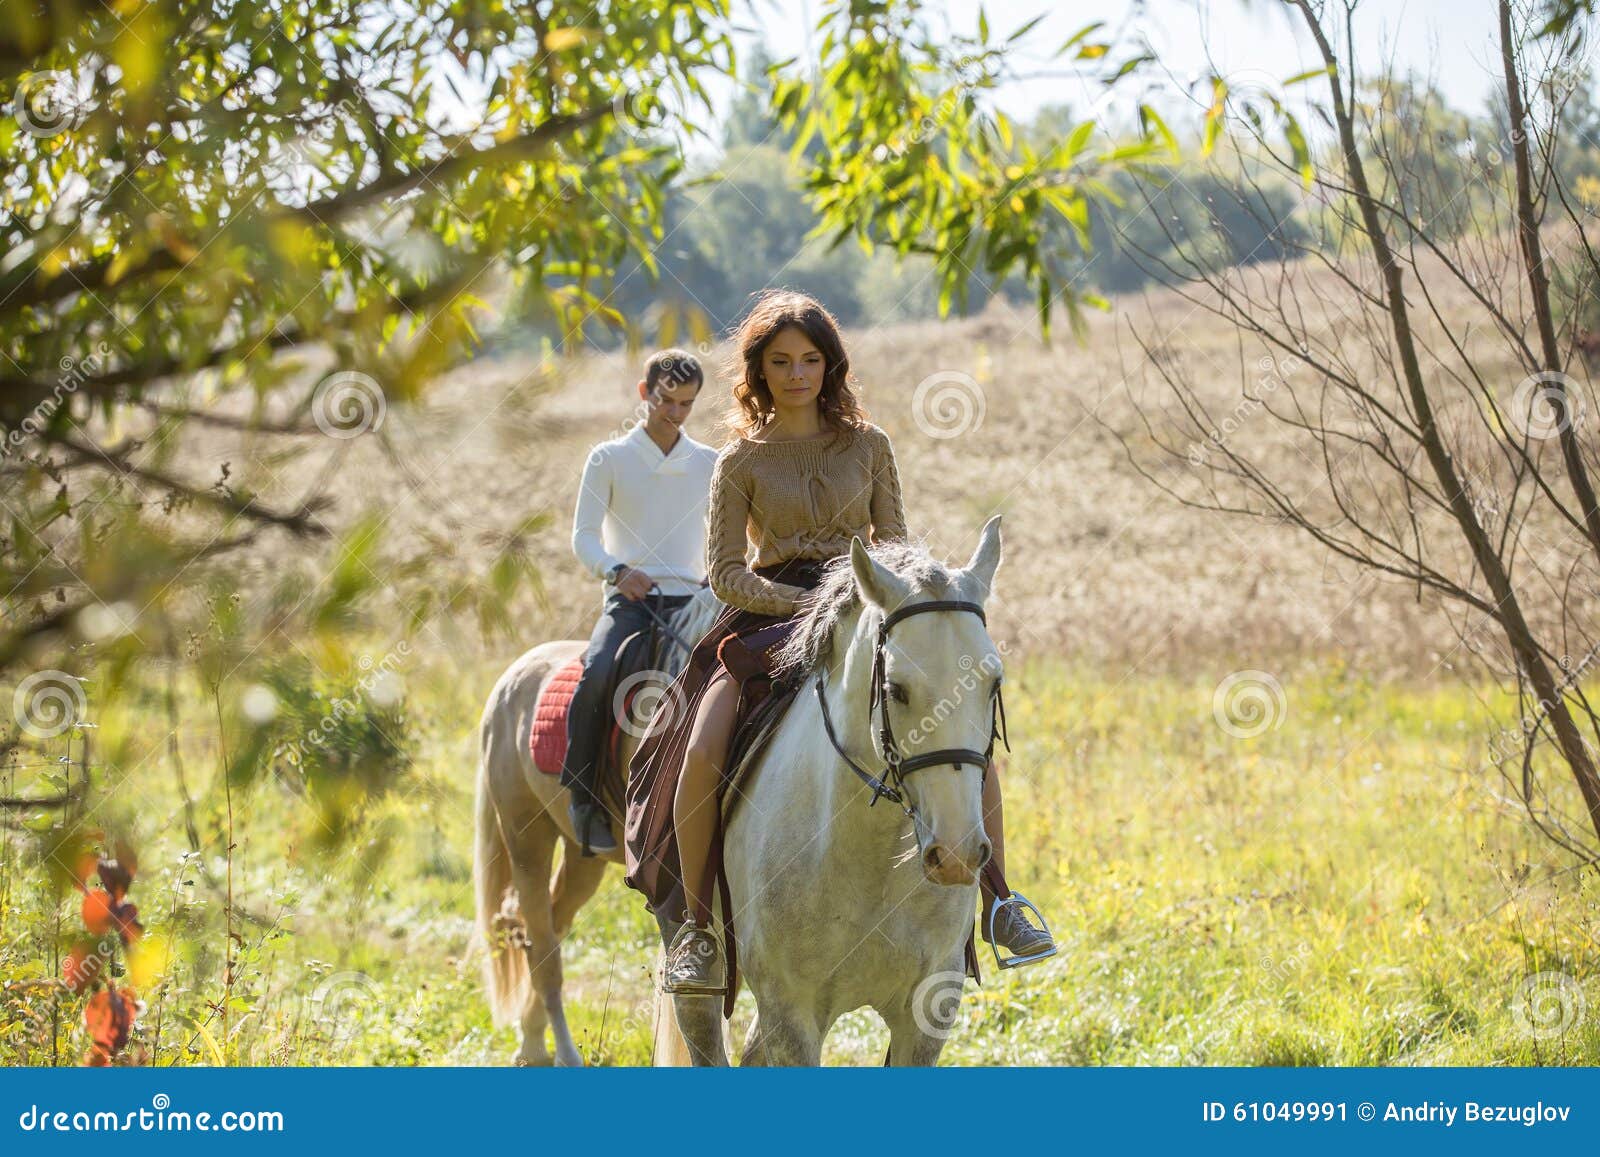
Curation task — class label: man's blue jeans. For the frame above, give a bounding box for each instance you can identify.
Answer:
[560,589,691,807]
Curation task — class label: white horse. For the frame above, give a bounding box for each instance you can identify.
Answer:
[473,587,723,1065]
[658,517,1007,1066]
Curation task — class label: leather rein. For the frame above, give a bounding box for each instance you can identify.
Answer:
[813,599,1010,815]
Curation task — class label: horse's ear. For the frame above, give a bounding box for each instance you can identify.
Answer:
[961,515,1003,601]
[851,535,910,610]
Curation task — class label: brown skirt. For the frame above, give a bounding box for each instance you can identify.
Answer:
[622,556,831,918]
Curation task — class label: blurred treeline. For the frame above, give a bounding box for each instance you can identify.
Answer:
[560,47,1600,346]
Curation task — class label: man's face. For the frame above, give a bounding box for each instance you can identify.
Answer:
[646,377,701,429]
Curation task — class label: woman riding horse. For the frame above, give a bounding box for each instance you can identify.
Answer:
[623,289,1053,994]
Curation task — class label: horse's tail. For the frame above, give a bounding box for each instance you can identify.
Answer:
[650,959,696,1066]
[475,737,529,1027]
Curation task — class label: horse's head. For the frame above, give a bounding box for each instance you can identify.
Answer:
[846,516,1006,887]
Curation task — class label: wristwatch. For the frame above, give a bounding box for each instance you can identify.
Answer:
[605,563,628,585]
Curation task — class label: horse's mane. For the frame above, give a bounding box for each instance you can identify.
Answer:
[769,538,960,679]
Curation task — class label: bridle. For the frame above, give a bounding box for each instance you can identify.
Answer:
[813,599,1009,816]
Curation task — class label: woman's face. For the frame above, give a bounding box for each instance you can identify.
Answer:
[760,325,826,415]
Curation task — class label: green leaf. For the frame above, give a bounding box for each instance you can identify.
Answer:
[1283,113,1315,187]
[1056,21,1107,56]
[1008,14,1046,43]
[1283,65,1334,87]
[1138,104,1179,157]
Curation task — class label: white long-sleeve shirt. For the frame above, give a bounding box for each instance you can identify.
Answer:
[571,423,719,596]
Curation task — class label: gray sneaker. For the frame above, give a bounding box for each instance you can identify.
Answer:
[985,896,1055,960]
[661,923,726,995]
[567,798,617,856]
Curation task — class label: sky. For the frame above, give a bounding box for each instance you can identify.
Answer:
[714,0,1511,129]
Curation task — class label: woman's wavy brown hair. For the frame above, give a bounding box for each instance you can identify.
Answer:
[720,289,869,440]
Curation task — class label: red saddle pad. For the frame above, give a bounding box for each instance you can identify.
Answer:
[530,657,584,774]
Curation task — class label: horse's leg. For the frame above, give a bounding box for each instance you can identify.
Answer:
[883,996,954,1067]
[740,998,822,1066]
[654,913,729,1066]
[739,1013,767,1066]
[503,808,585,1067]
[549,839,607,940]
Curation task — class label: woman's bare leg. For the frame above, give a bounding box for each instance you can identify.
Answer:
[676,670,740,925]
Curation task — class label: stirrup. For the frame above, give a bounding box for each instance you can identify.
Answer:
[985,891,1057,971]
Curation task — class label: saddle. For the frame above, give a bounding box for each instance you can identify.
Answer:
[529,609,676,817]
[714,624,806,822]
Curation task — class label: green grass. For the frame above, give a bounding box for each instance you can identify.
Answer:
[2,653,1596,1066]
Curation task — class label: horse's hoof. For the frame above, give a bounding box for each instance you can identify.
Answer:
[554,1048,585,1068]
[514,1051,553,1067]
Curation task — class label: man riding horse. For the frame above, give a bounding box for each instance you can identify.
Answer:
[563,348,719,855]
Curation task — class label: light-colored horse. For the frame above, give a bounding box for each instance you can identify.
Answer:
[657,517,1006,1066]
[473,588,722,1065]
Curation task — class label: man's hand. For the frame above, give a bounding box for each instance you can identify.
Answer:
[615,567,655,601]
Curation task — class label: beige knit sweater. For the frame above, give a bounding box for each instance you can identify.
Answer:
[706,421,908,615]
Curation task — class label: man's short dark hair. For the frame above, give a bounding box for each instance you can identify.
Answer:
[644,348,703,394]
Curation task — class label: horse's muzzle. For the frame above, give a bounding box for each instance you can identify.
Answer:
[921,839,991,886]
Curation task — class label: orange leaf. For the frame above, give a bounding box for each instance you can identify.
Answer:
[81,890,114,934]
[83,986,137,1064]
[62,943,105,994]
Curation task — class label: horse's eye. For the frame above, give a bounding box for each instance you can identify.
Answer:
[885,681,908,704]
